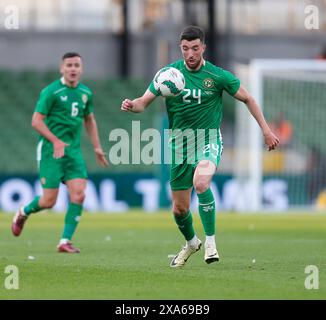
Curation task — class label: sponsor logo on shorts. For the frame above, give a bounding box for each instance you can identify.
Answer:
[40,177,46,185]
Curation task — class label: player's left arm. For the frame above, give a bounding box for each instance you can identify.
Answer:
[234,85,279,151]
[84,113,109,167]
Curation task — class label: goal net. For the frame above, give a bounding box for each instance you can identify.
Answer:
[233,59,326,211]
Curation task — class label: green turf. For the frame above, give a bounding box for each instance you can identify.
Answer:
[0,211,325,299]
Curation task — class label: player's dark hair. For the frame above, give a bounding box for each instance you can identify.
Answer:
[180,26,205,43]
[62,52,82,60]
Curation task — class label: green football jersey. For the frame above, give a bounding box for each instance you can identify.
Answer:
[149,59,240,135]
[35,77,93,154]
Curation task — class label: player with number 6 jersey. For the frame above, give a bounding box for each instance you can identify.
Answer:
[11,52,108,253]
[35,77,94,156]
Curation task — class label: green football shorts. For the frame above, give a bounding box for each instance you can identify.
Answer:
[38,152,88,188]
[169,139,223,191]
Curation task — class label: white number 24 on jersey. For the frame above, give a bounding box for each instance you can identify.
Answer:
[183,89,201,104]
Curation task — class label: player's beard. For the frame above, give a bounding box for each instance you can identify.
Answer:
[186,58,202,70]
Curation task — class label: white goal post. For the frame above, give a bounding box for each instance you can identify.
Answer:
[234,59,326,212]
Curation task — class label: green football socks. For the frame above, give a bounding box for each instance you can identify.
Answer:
[61,203,83,241]
[198,188,216,236]
[24,196,42,216]
[173,210,195,241]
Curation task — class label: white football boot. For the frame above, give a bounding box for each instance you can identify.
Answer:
[204,242,219,264]
[170,239,202,268]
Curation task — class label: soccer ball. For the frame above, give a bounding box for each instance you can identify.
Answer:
[153,67,185,97]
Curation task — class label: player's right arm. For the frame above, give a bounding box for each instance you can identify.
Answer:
[33,86,69,159]
[31,112,68,159]
[121,89,156,113]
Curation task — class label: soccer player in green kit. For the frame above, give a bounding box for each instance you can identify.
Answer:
[121,26,279,267]
[12,52,108,253]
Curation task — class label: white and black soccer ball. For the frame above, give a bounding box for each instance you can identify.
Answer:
[153,67,185,97]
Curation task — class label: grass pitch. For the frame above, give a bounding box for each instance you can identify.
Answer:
[0,210,325,300]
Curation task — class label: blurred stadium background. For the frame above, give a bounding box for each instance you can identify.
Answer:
[0,0,326,214]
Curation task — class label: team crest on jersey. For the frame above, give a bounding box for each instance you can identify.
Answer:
[203,78,214,88]
[82,94,88,104]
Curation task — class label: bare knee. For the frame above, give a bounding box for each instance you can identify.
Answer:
[172,201,190,215]
[70,191,85,204]
[193,179,209,194]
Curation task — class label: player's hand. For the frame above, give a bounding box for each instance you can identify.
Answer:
[264,130,280,151]
[121,99,133,112]
[53,140,69,159]
[94,147,109,167]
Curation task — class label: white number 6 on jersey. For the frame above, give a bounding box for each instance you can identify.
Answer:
[71,102,79,117]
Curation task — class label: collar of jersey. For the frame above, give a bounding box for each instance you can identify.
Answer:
[60,77,79,88]
[183,59,205,73]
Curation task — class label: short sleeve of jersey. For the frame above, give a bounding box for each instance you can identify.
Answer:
[221,70,240,96]
[148,80,161,97]
[35,88,54,115]
[84,93,94,116]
